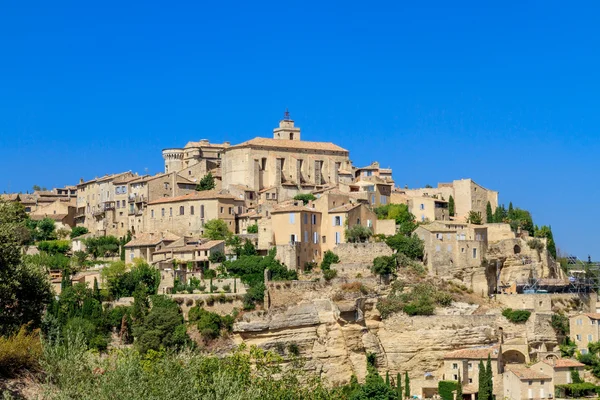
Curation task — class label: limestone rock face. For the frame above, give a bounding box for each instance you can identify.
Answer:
[232,298,562,393]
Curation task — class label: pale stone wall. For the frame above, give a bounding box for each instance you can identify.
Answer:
[485,223,516,242]
[266,280,325,309]
[333,242,393,264]
[374,219,395,236]
[570,314,600,353]
[496,293,586,313]
[271,209,322,270]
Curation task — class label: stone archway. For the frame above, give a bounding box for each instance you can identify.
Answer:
[503,350,526,364]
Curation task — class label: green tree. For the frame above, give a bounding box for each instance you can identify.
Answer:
[345,224,373,243]
[208,250,226,264]
[321,250,340,270]
[241,239,257,256]
[372,255,396,281]
[0,200,52,335]
[456,372,463,399]
[466,211,482,225]
[478,360,489,400]
[493,204,507,223]
[508,202,514,217]
[84,236,120,259]
[404,371,410,399]
[486,354,493,398]
[293,193,316,205]
[196,172,216,191]
[448,196,455,217]
[247,224,259,234]
[535,225,557,259]
[37,217,57,241]
[385,233,424,260]
[69,226,89,239]
[373,204,417,235]
[508,207,534,234]
[396,372,402,399]
[203,219,231,240]
[485,201,493,223]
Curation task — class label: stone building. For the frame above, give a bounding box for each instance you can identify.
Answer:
[415,221,488,278]
[162,139,230,181]
[123,231,180,263]
[270,204,322,270]
[442,345,503,399]
[29,199,76,230]
[145,190,244,237]
[151,237,225,272]
[391,191,449,222]
[74,172,137,236]
[354,161,393,182]
[569,313,600,354]
[348,177,392,208]
[221,113,352,200]
[531,358,585,385]
[395,179,498,222]
[503,367,553,400]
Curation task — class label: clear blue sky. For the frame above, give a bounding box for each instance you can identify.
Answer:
[0,1,598,258]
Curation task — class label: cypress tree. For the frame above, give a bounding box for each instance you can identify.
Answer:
[233,278,237,293]
[386,371,390,387]
[396,372,402,399]
[404,371,410,399]
[478,360,488,400]
[448,195,455,217]
[486,355,493,399]
[486,201,493,223]
[456,371,463,399]
[93,277,100,300]
[508,202,514,218]
[210,277,213,293]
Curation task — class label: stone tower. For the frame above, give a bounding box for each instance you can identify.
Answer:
[162,148,184,173]
[273,109,301,141]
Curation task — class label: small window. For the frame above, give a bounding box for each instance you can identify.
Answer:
[304,231,308,242]
[589,334,593,341]
[151,210,155,218]
[335,232,341,244]
[576,334,582,341]
[452,363,458,369]
[220,207,224,213]
[190,206,194,215]
[420,203,425,210]
[266,193,270,199]
[472,248,477,258]
[313,232,318,244]
[290,213,296,224]
[312,214,317,225]
[169,207,173,217]
[229,207,232,215]
[334,216,341,226]
[161,208,165,217]
[180,206,184,215]
[322,236,326,243]
[304,213,308,224]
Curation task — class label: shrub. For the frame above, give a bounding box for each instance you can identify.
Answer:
[438,380,458,400]
[198,285,206,292]
[206,296,215,306]
[321,250,340,271]
[345,225,373,243]
[304,261,317,272]
[502,308,531,323]
[287,342,300,356]
[551,313,569,336]
[247,224,259,234]
[70,226,89,239]
[527,239,545,251]
[185,298,194,307]
[0,326,42,377]
[173,297,185,305]
[293,193,316,205]
[323,269,338,281]
[218,293,227,303]
[210,285,218,292]
[222,284,231,292]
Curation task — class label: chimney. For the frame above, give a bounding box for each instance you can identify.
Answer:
[79,178,84,184]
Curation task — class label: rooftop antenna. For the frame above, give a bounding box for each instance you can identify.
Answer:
[284,108,290,121]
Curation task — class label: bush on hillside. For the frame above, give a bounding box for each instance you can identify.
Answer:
[502,308,531,323]
[0,326,42,377]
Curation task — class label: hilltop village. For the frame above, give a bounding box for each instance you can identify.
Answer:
[2,113,596,399]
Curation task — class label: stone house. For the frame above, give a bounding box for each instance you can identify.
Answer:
[221,114,352,200]
[569,313,600,354]
[162,139,230,180]
[397,179,498,222]
[112,175,142,237]
[270,204,322,271]
[391,191,449,222]
[75,171,137,236]
[503,367,553,400]
[349,178,392,208]
[354,161,393,182]
[145,190,244,237]
[29,199,76,230]
[415,221,488,281]
[123,231,180,263]
[531,358,585,385]
[151,237,225,273]
[442,345,503,398]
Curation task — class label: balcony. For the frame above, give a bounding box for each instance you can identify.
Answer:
[128,194,147,204]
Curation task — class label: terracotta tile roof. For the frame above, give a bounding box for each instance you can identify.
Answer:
[544,359,585,368]
[229,137,348,153]
[113,175,141,185]
[509,368,551,380]
[271,205,320,214]
[444,345,500,360]
[584,313,600,320]
[153,239,224,254]
[258,186,276,193]
[124,232,181,248]
[30,214,68,221]
[0,194,20,201]
[147,190,235,205]
[329,203,360,213]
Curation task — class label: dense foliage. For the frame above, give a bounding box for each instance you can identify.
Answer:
[376,280,453,318]
[203,219,231,240]
[84,235,120,258]
[345,224,373,243]
[0,200,53,336]
[196,172,216,191]
[385,233,424,260]
[438,380,458,400]
[247,224,259,234]
[373,203,417,235]
[293,193,316,205]
[37,240,71,255]
[101,259,161,299]
[501,308,531,323]
[465,210,482,225]
[69,226,89,238]
[551,313,569,336]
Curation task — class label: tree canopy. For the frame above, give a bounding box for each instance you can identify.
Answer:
[373,203,417,235]
[203,219,231,240]
[196,172,216,191]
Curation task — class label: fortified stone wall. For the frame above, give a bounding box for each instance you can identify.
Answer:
[333,242,393,264]
[495,293,589,313]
